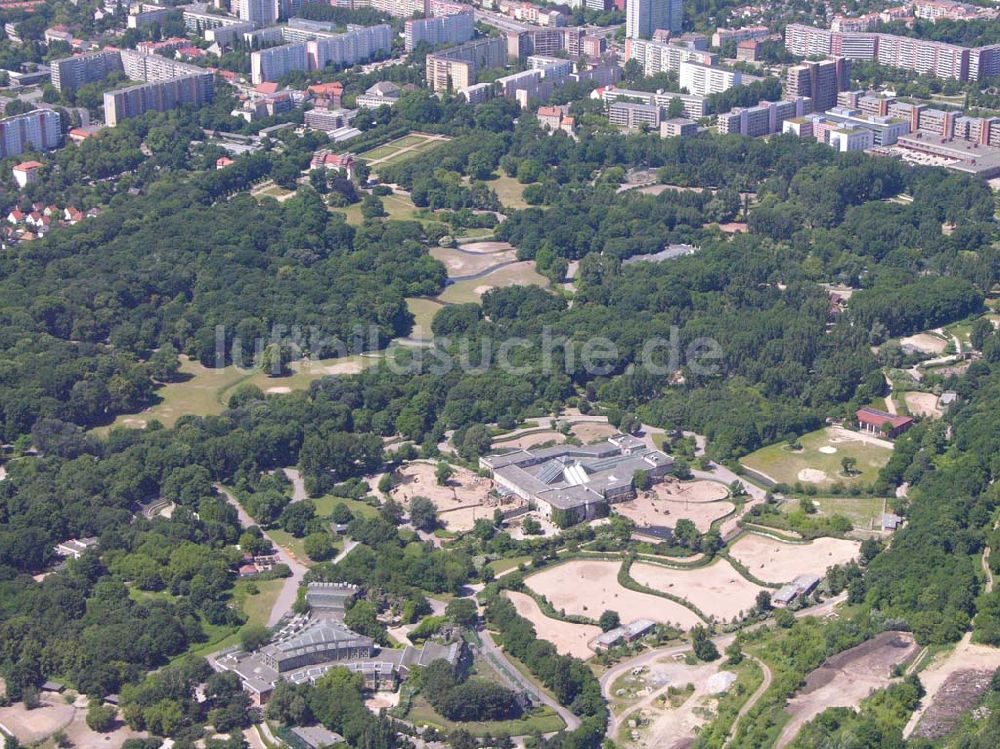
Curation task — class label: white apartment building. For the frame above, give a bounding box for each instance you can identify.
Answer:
[679,61,741,96]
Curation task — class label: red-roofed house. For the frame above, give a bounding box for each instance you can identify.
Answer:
[308,81,343,108]
[238,564,258,577]
[7,209,23,224]
[216,156,235,169]
[255,81,280,95]
[12,161,43,188]
[856,408,913,438]
[310,151,355,178]
[64,207,83,223]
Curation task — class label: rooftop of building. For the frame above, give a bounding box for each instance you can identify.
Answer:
[484,439,672,510]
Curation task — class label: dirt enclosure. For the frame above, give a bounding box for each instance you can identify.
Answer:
[617,491,734,533]
[653,479,730,503]
[777,631,919,748]
[570,422,619,443]
[728,534,860,584]
[904,391,942,418]
[505,590,601,660]
[900,333,948,354]
[525,560,703,630]
[389,461,523,532]
[492,430,567,449]
[0,693,147,748]
[629,560,767,622]
[615,658,729,749]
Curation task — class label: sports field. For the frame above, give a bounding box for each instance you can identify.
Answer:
[740,427,893,487]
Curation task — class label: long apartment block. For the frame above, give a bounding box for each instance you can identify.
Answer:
[250,24,392,84]
[784,23,997,81]
[425,36,507,92]
[51,50,214,124]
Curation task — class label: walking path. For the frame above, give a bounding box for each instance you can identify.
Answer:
[723,656,772,748]
[599,593,847,739]
[217,485,309,627]
[478,628,582,731]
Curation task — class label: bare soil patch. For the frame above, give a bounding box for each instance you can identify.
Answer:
[904,391,942,419]
[900,332,948,354]
[456,241,516,254]
[912,669,994,740]
[505,591,601,659]
[430,246,516,277]
[493,430,566,449]
[617,490,734,533]
[615,659,726,749]
[728,534,860,584]
[777,631,919,748]
[525,560,702,630]
[388,461,523,532]
[906,637,1000,738]
[629,559,767,622]
[570,422,619,443]
[651,478,729,503]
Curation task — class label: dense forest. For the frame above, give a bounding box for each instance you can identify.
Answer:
[1,66,1000,749]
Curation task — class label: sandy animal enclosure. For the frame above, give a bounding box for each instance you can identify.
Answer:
[525,560,703,630]
[728,534,860,584]
[570,422,620,442]
[652,479,730,503]
[492,430,567,449]
[629,560,768,621]
[388,461,522,532]
[617,491,734,533]
[505,591,601,660]
[899,333,948,354]
[904,391,942,418]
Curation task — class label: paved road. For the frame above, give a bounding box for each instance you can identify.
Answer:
[217,485,309,627]
[283,467,307,502]
[478,628,582,732]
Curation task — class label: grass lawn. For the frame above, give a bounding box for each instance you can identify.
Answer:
[406,694,565,737]
[487,555,533,576]
[359,133,447,167]
[268,528,321,564]
[100,353,377,432]
[489,173,530,209]
[177,578,285,660]
[339,193,423,226]
[740,427,893,488]
[795,496,887,531]
[313,495,380,519]
[405,297,446,340]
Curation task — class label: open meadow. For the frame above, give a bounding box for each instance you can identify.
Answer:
[102,354,374,430]
[740,427,893,487]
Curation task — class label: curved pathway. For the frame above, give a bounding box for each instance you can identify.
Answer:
[478,628,582,731]
[600,593,847,738]
[446,259,518,283]
[216,484,309,628]
[723,655,772,748]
